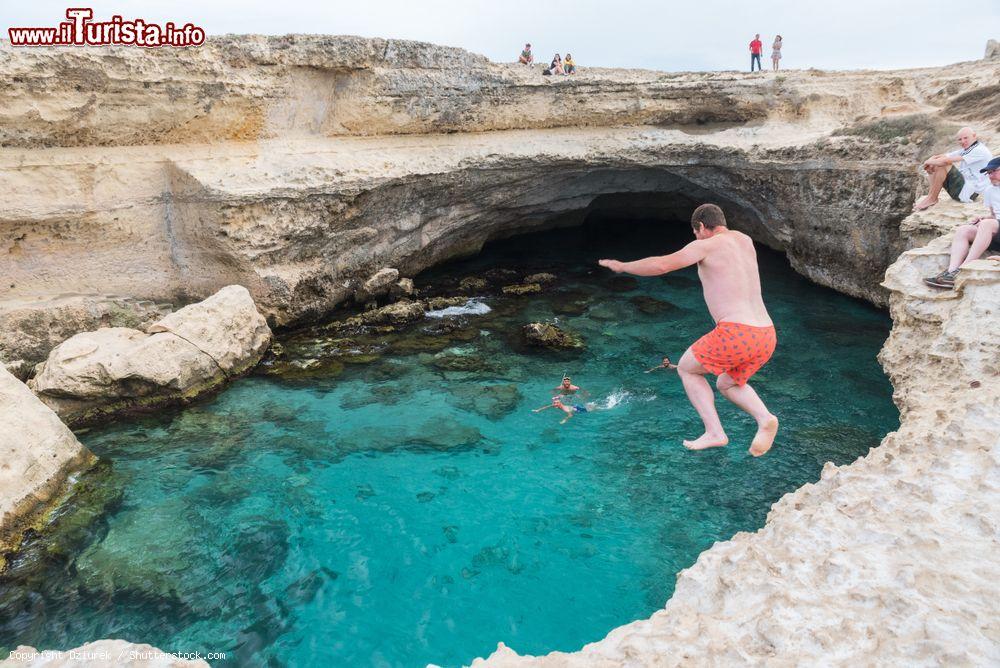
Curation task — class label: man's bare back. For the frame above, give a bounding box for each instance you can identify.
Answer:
[598,203,779,457]
[696,230,772,327]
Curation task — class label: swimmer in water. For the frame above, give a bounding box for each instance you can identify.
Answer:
[554,376,587,399]
[645,356,679,373]
[533,395,597,424]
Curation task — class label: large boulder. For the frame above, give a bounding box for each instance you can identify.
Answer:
[522,322,584,350]
[0,366,95,570]
[29,286,271,426]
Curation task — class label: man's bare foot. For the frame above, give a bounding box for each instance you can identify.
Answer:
[683,432,729,450]
[913,197,938,211]
[749,415,779,457]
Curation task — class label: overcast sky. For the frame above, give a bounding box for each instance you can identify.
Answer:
[5,0,997,71]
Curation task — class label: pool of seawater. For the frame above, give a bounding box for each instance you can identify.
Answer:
[0,221,898,667]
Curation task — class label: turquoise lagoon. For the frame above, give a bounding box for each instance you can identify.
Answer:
[0,221,898,667]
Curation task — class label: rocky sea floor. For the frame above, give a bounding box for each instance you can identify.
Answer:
[0,222,899,667]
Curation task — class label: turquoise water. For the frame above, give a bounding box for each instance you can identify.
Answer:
[0,221,897,667]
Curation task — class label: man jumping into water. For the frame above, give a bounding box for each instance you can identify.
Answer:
[598,203,779,456]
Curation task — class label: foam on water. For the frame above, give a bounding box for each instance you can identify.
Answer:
[425,298,492,318]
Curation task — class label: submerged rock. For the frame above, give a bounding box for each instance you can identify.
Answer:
[502,283,542,296]
[430,352,499,374]
[630,295,680,314]
[459,277,488,292]
[609,276,640,292]
[339,417,483,457]
[449,383,523,420]
[523,273,557,284]
[28,286,271,427]
[522,322,584,350]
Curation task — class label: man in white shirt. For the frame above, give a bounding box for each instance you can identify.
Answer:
[914,127,992,211]
[924,156,1000,289]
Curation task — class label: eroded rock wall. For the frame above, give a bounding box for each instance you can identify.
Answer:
[3,36,999,372]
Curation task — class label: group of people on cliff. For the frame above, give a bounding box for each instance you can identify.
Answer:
[915,126,1000,289]
[518,35,783,75]
[749,33,782,72]
[517,43,576,75]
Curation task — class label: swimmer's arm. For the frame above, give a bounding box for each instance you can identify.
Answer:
[533,404,554,412]
[599,241,709,276]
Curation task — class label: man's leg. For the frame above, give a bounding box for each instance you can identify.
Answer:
[959,219,1000,268]
[677,348,728,450]
[717,374,779,457]
[915,165,949,210]
[946,225,979,271]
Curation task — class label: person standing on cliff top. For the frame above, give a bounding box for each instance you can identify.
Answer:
[519,44,533,65]
[924,156,1000,289]
[914,127,992,211]
[771,35,783,71]
[749,34,763,72]
[599,204,779,457]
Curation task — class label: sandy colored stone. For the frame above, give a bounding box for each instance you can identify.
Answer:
[471,225,1000,667]
[354,267,400,302]
[1,640,208,667]
[0,366,95,571]
[28,286,272,426]
[146,285,272,374]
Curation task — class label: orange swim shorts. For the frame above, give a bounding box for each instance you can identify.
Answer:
[690,321,776,386]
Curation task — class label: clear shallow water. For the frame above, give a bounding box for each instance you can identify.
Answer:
[0,222,898,667]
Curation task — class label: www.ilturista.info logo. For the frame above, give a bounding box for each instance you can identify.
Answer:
[8,8,206,47]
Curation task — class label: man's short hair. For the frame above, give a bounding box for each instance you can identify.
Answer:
[691,203,728,230]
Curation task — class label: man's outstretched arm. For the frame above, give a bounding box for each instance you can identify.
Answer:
[599,240,709,276]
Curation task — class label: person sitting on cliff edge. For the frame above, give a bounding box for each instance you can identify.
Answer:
[599,203,779,457]
[924,156,1000,289]
[518,43,534,65]
[913,127,992,211]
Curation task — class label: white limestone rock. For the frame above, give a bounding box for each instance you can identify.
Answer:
[146,285,271,374]
[28,286,272,426]
[0,366,94,569]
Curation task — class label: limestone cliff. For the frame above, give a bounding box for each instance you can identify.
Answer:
[0,367,95,571]
[472,216,1000,666]
[3,36,999,372]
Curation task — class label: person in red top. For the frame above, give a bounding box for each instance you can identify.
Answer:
[749,34,763,72]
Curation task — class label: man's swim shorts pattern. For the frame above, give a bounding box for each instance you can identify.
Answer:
[691,321,777,386]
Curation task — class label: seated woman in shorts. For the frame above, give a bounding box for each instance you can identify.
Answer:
[549,54,564,75]
[564,53,576,74]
